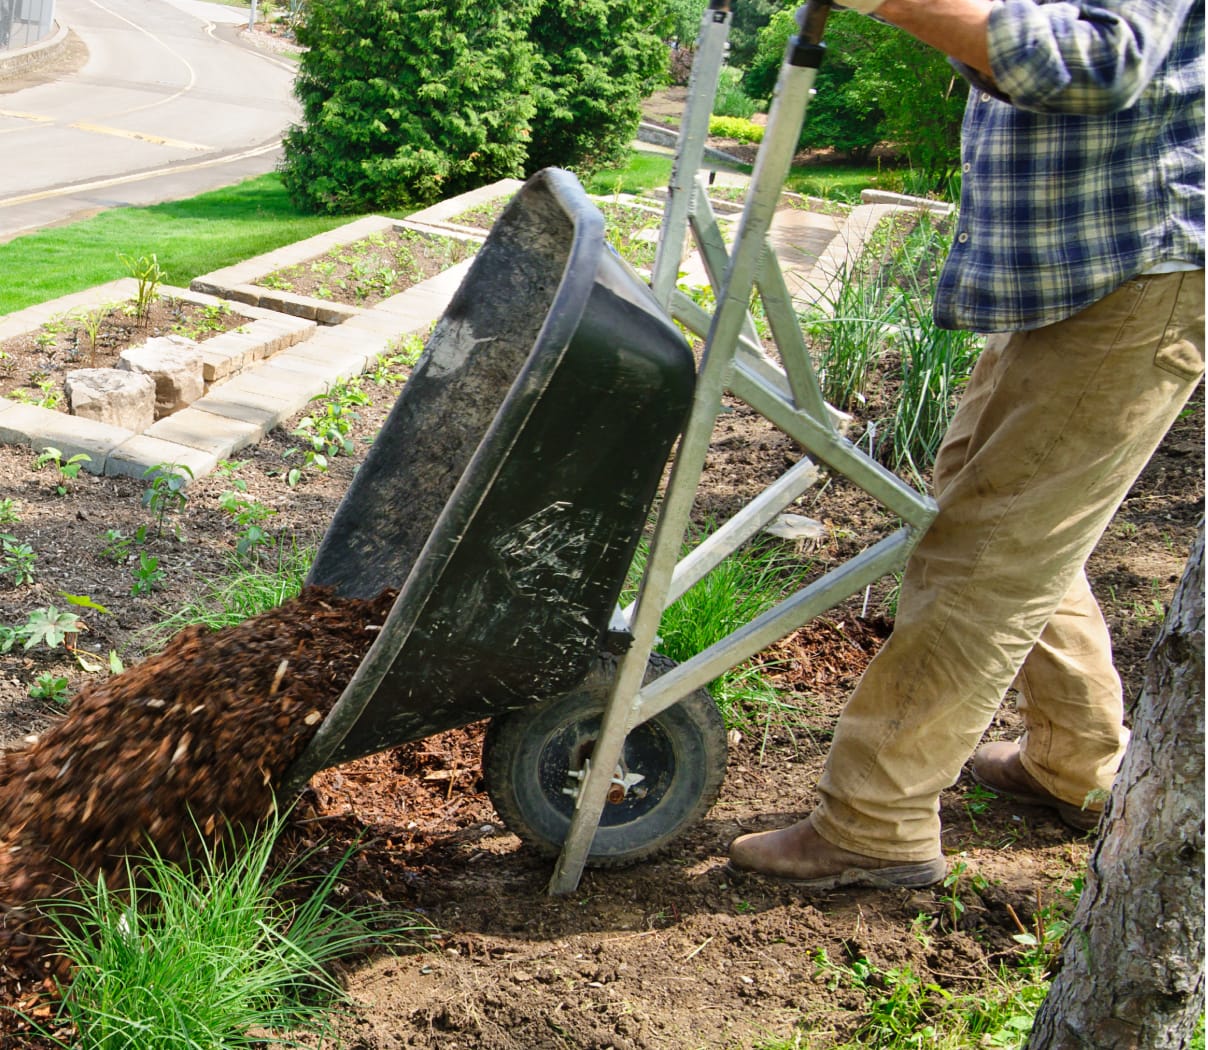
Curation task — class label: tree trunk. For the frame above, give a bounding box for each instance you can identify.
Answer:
[1027,522,1205,1050]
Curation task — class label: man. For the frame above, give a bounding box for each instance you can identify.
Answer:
[729,0,1205,888]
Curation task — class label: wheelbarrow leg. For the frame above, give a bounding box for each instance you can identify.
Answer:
[650,0,734,309]
[548,4,836,896]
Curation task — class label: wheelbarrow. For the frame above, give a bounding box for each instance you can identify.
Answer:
[287,0,937,894]
[283,166,730,868]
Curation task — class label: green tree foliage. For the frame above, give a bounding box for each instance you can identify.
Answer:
[727,0,781,70]
[743,10,964,188]
[663,0,708,47]
[526,0,671,176]
[281,0,540,213]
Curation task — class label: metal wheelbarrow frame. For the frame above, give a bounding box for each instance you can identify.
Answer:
[286,0,938,896]
[544,0,938,893]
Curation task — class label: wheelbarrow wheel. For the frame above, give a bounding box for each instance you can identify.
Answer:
[482,654,727,868]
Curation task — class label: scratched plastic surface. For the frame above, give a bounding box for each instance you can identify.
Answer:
[293,168,694,775]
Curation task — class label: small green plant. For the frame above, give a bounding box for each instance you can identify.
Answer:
[0,498,19,525]
[1007,896,1071,980]
[28,672,70,704]
[71,302,113,365]
[370,335,425,385]
[173,301,236,340]
[19,605,84,650]
[218,491,278,560]
[0,533,36,586]
[40,815,431,1050]
[131,551,166,596]
[963,782,997,833]
[285,381,368,486]
[101,528,131,562]
[118,251,168,323]
[34,446,91,495]
[938,858,989,931]
[9,378,64,410]
[215,459,250,490]
[142,463,194,538]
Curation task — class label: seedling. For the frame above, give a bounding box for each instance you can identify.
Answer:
[285,381,368,485]
[131,551,166,596]
[938,858,988,931]
[218,491,277,559]
[0,498,19,526]
[71,302,113,365]
[35,446,91,495]
[29,672,70,704]
[0,534,36,586]
[11,380,64,410]
[142,463,194,538]
[962,782,997,832]
[119,251,168,323]
[19,605,84,650]
[1008,889,1072,978]
[215,459,250,492]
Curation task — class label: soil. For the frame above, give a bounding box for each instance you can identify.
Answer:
[0,333,1197,1045]
[256,227,479,307]
[0,108,1201,1044]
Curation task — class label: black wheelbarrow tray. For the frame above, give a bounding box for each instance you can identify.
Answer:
[283,168,728,867]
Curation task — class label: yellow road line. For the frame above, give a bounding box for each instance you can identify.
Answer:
[0,109,54,123]
[69,122,211,152]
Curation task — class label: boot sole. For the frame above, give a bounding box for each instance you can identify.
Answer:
[724,856,947,891]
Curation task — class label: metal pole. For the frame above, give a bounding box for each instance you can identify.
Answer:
[547,0,837,897]
[649,0,734,308]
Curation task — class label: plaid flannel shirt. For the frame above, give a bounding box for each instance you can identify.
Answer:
[936,0,1205,332]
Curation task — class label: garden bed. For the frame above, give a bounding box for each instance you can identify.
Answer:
[0,324,1198,1045]
[0,170,1200,1047]
[255,225,479,307]
[0,294,251,411]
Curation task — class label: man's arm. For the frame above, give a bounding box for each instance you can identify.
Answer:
[855,0,1199,114]
[874,0,993,76]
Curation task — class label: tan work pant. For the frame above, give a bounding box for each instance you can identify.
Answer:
[812,270,1205,860]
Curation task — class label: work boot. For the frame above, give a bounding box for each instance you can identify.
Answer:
[727,814,946,890]
[971,740,1102,832]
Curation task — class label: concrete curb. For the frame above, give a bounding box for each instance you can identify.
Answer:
[0,21,69,80]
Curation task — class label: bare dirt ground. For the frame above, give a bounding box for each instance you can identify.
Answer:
[0,93,1201,1045]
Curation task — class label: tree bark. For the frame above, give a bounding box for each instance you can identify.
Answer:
[1027,522,1205,1050]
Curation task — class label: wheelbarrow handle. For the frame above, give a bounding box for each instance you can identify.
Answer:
[795,0,834,58]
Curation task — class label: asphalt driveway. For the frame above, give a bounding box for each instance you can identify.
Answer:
[0,0,298,242]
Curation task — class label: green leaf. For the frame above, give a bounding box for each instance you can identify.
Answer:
[60,592,112,615]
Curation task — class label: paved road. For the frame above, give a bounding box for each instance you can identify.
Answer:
[0,0,299,243]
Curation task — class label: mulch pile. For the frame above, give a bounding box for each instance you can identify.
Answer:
[0,585,396,974]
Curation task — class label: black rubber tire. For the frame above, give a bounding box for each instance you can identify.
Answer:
[482,653,727,868]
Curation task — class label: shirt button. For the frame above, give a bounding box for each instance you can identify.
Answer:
[957,232,969,243]
[962,162,971,173]
[980,92,991,102]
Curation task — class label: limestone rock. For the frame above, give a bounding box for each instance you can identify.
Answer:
[119,336,205,418]
[65,368,156,433]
